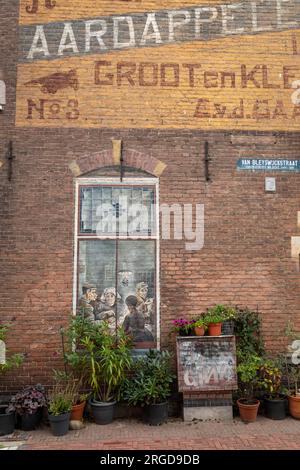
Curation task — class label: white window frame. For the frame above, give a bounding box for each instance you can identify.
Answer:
[73,176,160,349]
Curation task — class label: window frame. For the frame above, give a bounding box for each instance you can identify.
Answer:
[73,176,160,350]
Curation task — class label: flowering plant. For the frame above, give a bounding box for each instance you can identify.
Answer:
[171,318,196,336]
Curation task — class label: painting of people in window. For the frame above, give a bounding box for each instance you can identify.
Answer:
[77,240,156,348]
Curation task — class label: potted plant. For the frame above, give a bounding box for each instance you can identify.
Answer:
[170,318,196,337]
[283,321,300,419]
[193,318,206,336]
[258,359,287,420]
[204,306,225,336]
[221,306,237,335]
[82,322,132,425]
[237,354,262,422]
[47,381,73,436]
[52,370,88,423]
[283,361,300,419]
[0,324,24,436]
[123,350,176,426]
[7,384,46,430]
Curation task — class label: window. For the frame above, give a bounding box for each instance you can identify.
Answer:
[74,178,159,349]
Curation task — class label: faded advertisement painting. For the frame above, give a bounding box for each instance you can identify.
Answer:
[16,0,300,130]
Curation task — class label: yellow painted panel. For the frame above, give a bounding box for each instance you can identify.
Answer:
[16,37,300,131]
[19,0,235,25]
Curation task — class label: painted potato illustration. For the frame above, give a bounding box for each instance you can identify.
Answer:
[25,69,79,94]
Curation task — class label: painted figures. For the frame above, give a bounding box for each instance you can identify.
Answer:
[78,282,155,343]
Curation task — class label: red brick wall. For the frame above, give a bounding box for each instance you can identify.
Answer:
[0,1,300,390]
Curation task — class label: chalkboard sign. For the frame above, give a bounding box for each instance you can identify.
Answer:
[176,336,237,392]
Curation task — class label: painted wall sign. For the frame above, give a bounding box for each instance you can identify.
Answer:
[16,0,300,130]
[237,158,300,171]
[176,336,237,392]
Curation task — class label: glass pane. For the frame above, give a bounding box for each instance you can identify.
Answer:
[118,240,156,345]
[79,185,156,236]
[77,240,156,348]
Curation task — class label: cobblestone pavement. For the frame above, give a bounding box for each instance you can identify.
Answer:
[1,416,300,450]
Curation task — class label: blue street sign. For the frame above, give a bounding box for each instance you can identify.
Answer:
[237,159,300,172]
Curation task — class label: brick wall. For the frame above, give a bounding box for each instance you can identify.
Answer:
[0,1,300,390]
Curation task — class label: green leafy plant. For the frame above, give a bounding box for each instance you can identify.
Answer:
[203,304,237,325]
[122,350,176,406]
[82,322,133,402]
[234,307,265,361]
[258,359,283,399]
[47,379,73,416]
[193,318,206,329]
[237,354,262,402]
[0,324,24,374]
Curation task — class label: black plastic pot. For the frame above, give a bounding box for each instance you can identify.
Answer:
[48,412,71,436]
[0,406,15,436]
[18,409,42,431]
[89,399,116,425]
[144,402,168,426]
[264,397,287,420]
[222,320,234,335]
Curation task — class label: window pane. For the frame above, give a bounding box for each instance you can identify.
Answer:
[77,239,156,348]
[79,186,156,236]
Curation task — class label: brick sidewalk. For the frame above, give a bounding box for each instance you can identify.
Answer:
[1,416,299,450]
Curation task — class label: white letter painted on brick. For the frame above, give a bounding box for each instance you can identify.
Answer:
[58,23,79,56]
[27,25,50,59]
[251,1,272,32]
[195,7,218,39]
[140,13,162,45]
[113,17,136,49]
[85,20,107,52]
[276,0,297,28]
[168,10,191,42]
[221,3,245,35]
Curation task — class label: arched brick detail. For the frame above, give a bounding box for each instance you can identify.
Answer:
[69,149,167,177]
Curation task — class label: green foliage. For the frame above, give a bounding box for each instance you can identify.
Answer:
[193,318,206,329]
[47,377,74,416]
[122,350,175,406]
[48,395,72,416]
[285,320,300,341]
[203,304,236,325]
[258,359,283,399]
[237,354,262,399]
[0,323,24,374]
[234,307,265,361]
[0,325,8,342]
[81,322,133,402]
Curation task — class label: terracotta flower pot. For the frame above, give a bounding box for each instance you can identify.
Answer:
[70,401,86,421]
[208,323,222,336]
[195,326,205,336]
[288,395,300,419]
[237,398,260,423]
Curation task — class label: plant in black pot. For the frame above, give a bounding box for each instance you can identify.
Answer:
[47,381,73,436]
[221,306,237,335]
[7,385,46,431]
[82,322,133,425]
[258,358,287,420]
[0,324,24,436]
[123,350,176,426]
